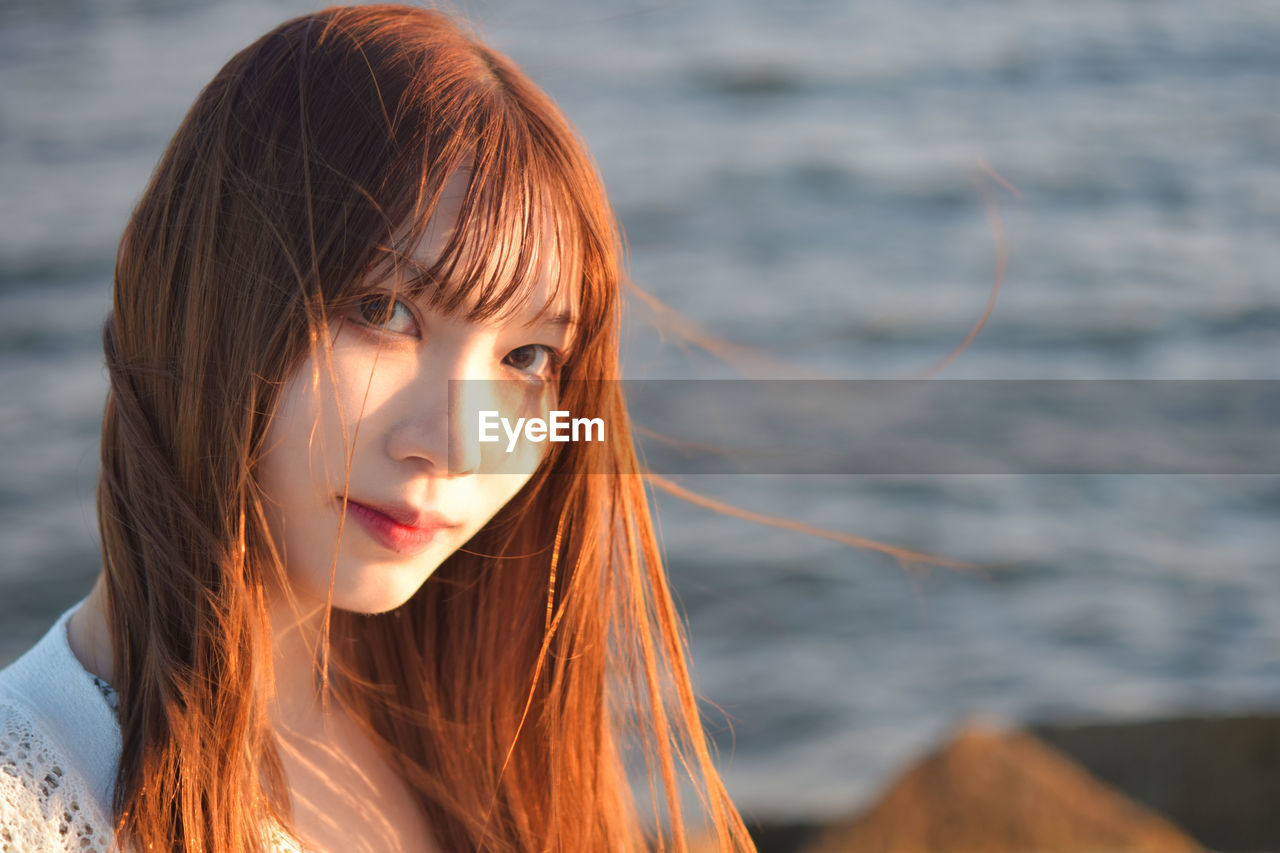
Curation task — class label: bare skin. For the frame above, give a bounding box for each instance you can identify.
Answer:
[67,578,440,853]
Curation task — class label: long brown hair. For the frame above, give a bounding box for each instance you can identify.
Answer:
[99,5,754,851]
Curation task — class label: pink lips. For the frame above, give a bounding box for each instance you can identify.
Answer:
[340,499,456,555]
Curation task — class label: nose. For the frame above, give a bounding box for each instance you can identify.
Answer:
[384,350,493,476]
[385,346,545,476]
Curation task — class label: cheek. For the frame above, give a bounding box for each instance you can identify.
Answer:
[255,385,315,557]
[468,384,559,478]
[256,359,349,521]
[454,472,541,553]
[481,473,536,516]
[261,355,371,482]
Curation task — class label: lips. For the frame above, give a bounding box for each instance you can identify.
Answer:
[339,498,458,555]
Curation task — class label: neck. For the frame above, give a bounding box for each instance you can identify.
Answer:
[67,574,115,685]
[266,591,342,730]
[69,575,343,730]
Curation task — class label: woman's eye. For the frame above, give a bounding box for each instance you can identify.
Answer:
[505,344,562,379]
[352,294,419,337]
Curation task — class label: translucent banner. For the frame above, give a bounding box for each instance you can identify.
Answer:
[448,380,1280,474]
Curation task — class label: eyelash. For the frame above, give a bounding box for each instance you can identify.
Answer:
[353,293,418,336]
[347,293,567,381]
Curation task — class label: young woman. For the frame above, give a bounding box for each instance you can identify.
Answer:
[0,6,757,851]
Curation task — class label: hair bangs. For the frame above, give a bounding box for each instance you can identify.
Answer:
[423,154,581,335]
[437,156,578,325]
[349,74,604,365]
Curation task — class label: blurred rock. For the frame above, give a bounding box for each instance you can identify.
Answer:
[802,722,1204,853]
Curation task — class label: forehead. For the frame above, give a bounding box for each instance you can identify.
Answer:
[403,169,577,327]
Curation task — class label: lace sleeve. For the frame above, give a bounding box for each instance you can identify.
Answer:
[0,699,314,853]
[0,702,113,852]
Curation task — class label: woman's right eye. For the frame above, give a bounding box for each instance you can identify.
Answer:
[352,293,420,337]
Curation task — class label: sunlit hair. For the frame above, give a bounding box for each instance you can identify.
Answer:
[99,5,754,851]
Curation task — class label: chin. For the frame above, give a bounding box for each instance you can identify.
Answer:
[335,590,420,616]
[292,562,438,616]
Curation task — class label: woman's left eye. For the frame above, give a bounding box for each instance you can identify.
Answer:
[505,344,562,379]
[352,294,420,337]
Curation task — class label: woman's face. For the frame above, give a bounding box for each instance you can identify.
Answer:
[257,173,576,614]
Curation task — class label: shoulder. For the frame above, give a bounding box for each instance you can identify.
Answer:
[0,602,120,850]
[0,698,115,851]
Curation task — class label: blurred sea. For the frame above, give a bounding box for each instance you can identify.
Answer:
[1,0,1277,823]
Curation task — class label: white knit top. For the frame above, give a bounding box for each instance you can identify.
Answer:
[0,602,305,852]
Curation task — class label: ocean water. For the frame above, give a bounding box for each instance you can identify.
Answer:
[1,0,1277,822]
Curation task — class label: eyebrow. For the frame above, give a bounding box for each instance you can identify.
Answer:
[525,311,577,330]
[398,267,575,330]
